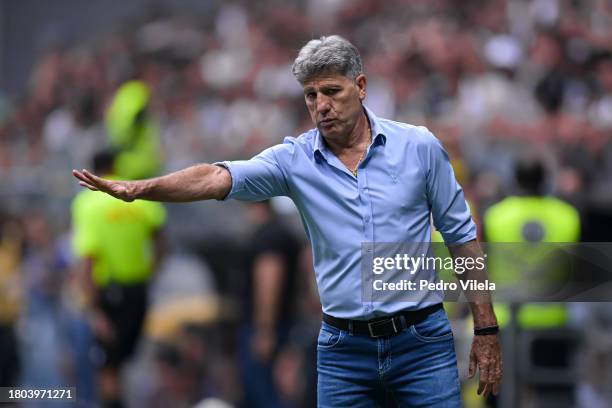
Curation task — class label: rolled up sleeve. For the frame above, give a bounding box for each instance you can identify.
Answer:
[421,130,477,244]
[215,143,291,202]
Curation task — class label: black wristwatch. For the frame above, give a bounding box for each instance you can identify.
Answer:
[474,325,499,336]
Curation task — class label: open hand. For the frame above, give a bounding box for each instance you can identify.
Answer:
[468,334,503,397]
[72,169,136,202]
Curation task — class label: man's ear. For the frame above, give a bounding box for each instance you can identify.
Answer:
[356,74,367,101]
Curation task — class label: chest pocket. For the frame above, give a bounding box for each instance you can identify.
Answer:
[375,163,427,219]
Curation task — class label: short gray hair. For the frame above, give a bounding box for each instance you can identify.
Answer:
[292,35,363,84]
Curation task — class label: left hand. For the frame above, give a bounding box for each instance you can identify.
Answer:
[252,328,277,363]
[468,334,503,397]
[89,308,116,343]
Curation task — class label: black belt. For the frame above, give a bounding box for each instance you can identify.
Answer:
[322,303,443,338]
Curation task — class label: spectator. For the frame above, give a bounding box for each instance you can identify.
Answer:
[71,150,166,408]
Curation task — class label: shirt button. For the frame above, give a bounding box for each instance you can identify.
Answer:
[365,216,370,223]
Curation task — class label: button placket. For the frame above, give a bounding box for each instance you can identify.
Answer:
[359,168,375,309]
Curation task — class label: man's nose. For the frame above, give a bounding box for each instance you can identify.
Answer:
[316,94,331,114]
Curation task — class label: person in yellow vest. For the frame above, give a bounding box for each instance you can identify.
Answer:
[484,158,580,329]
[72,150,166,408]
[483,158,580,406]
[105,81,162,180]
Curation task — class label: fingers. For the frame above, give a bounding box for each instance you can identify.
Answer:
[81,169,106,188]
[73,169,98,187]
[73,169,107,191]
[82,169,103,184]
[492,381,499,396]
[79,181,99,191]
[73,170,97,190]
[479,359,503,398]
[477,362,489,395]
[72,169,88,183]
[73,169,135,202]
[478,357,504,397]
[491,358,503,396]
[477,381,485,396]
[471,335,503,398]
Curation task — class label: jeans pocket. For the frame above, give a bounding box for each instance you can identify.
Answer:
[317,323,345,350]
[410,310,453,343]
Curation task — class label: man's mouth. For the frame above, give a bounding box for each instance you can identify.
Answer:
[319,119,337,127]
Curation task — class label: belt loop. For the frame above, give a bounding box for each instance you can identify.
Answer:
[399,315,407,331]
[348,320,354,335]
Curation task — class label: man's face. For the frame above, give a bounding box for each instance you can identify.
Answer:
[302,72,367,140]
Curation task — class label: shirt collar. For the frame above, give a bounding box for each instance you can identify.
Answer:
[364,105,387,146]
[313,105,387,160]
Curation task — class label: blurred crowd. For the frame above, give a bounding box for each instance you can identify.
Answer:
[0,0,611,407]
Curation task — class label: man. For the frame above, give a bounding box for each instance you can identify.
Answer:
[239,200,301,408]
[484,158,580,328]
[484,158,580,406]
[72,150,166,408]
[105,81,162,180]
[74,35,502,407]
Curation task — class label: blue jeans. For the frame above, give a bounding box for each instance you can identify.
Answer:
[317,307,461,407]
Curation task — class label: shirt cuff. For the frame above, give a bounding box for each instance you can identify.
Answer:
[442,230,478,246]
[213,161,243,201]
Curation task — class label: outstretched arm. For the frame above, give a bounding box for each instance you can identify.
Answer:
[72,164,232,202]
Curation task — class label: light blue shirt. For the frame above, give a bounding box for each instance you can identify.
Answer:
[218,106,476,319]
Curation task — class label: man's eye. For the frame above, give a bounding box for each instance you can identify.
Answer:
[306,92,316,99]
[325,89,339,95]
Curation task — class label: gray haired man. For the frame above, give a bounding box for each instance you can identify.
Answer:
[74,35,502,407]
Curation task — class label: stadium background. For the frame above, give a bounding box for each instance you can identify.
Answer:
[0,0,611,407]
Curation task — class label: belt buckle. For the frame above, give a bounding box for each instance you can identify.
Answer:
[367,317,399,338]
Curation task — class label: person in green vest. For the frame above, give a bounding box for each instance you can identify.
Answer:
[483,158,580,407]
[105,81,163,180]
[72,150,166,408]
[484,158,580,329]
